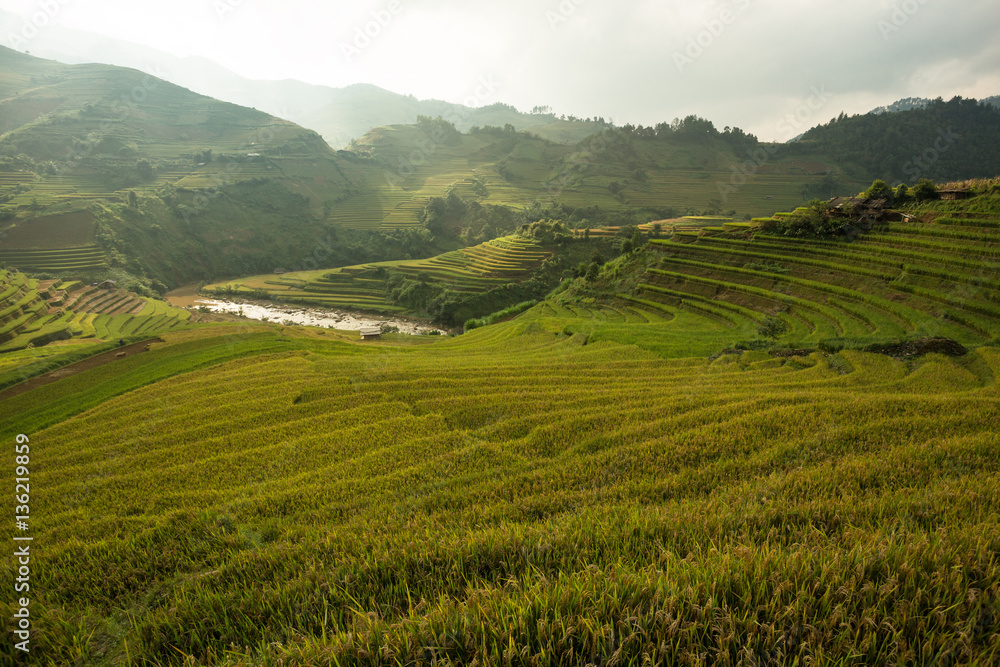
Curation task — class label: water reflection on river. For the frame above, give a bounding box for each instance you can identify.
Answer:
[192,299,447,336]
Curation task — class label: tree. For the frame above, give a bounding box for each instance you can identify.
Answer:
[651,222,663,238]
[757,316,789,340]
[911,178,938,202]
[416,116,461,146]
[865,179,894,205]
[137,160,154,181]
[421,192,467,236]
[894,183,911,205]
[585,262,600,282]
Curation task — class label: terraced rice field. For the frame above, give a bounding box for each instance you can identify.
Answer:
[1,172,120,208]
[1,320,998,665]
[0,271,196,352]
[0,245,106,272]
[646,218,1000,347]
[0,210,97,249]
[206,235,553,313]
[326,188,419,230]
[5,192,1000,664]
[577,218,733,239]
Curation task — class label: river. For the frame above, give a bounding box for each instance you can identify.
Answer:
[167,290,447,336]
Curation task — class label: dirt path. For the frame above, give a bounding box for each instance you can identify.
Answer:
[0,339,162,401]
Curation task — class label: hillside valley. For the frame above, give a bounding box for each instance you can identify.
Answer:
[3,182,1000,663]
[1,37,1000,666]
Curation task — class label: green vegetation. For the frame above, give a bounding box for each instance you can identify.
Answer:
[2,316,999,664]
[0,245,107,273]
[3,183,1000,667]
[6,48,1000,302]
[463,299,538,331]
[205,234,588,326]
[0,45,360,286]
[5,43,1000,667]
[0,268,200,371]
[538,188,1000,361]
[796,96,1000,183]
[1,47,879,293]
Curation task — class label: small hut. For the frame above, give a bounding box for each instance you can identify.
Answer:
[826,197,889,221]
[98,279,116,289]
[359,326,382,341]
[938,189,972,201]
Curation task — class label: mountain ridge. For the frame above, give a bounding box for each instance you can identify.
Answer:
[870,95,1000,115]
[3,46,1000,298]
[0,11,605,148]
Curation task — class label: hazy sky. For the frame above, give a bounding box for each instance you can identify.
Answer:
[1,0,998,141]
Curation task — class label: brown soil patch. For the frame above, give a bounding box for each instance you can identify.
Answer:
[165,283,204,308]
[863,337,968,359]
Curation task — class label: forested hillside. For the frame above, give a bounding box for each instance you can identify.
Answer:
[796,97,1000,183]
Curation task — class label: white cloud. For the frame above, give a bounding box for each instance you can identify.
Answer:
[0,0,996,140]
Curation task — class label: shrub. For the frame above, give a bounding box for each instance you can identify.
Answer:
[757,316,789,340]
[463,300,537,332]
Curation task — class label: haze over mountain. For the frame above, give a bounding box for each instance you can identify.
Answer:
[1,1,998,143]
[0,10,605,148]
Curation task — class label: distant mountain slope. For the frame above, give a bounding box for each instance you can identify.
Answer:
[0,48,312,160]
[869,95,999,115]
[0,46,360,288]
[0,13,604,148]
[4,44,1000,296]
[0,46,868,294]
[869,97,938,114]
[795,97,1000,183]
[299,86,608,148]
[341,116,870,234]
[0,10,342,119]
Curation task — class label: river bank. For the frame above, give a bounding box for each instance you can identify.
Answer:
[165,285,448,336]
